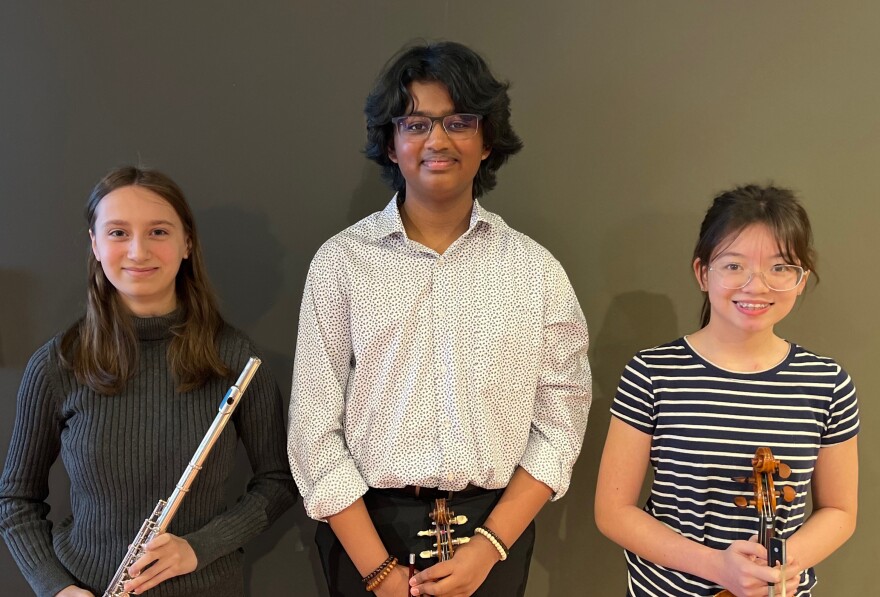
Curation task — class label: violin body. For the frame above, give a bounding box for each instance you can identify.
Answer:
[714,447,794,597]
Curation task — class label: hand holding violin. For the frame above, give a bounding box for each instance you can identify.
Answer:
[409,536,499,597]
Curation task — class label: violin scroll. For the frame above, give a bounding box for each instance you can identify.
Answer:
[417,499,471,560]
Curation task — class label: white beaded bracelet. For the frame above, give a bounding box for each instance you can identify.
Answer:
[474,526,509,561]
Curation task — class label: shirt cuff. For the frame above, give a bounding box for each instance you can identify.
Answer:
[518,434,569,501]
[302,462,370,521]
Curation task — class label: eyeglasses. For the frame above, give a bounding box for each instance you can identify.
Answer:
[708,261,806,292]
[391,113,482,139]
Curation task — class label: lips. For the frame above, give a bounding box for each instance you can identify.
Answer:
[123,267,159,278]
[733,300,772,313]
[422,155,457,169]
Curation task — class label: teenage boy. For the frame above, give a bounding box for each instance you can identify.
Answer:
[288,41,591,597]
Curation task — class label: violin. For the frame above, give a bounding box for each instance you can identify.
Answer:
[716,447,796,597]
[417,498,470,561]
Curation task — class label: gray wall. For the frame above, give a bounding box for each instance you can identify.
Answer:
[1,1,876,595]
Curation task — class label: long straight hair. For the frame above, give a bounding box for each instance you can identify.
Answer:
[59,166,230,394]
[693,184,818,328]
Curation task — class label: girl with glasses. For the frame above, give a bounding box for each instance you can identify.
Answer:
[595,184,859,596]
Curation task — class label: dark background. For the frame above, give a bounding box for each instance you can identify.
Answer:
[1,2,876,595]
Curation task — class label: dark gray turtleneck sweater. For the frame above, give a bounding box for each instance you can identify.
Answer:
[0,313,297,596]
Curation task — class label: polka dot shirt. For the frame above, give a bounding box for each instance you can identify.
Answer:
[287,196,592,520]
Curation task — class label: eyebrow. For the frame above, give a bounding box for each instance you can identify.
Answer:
[101,219,178,228]
[715,251,785,259]
[408,110,457,117]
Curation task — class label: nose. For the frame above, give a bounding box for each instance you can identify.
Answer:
[127,234,150,261]
[424,119,450,148]
[742,271,771,292]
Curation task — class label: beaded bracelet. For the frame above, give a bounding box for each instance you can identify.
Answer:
[365,557,398,592]
[474,526,509,561]
[362,555,395,584]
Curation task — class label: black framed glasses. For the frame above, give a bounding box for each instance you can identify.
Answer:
[708,262,806,292]
[391,113,482,139]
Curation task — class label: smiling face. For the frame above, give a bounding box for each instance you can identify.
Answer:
[387,80,490,206]
[89,185,190,316]
[694,223,808,339]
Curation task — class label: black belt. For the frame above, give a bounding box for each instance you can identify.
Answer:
[380,484,498,500]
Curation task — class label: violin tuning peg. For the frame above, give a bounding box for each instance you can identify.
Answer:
[419,549,436,559]
[731,476,747,484]
[451,536,470,546]
[452,515,468,525]
[417,530,434,537]
[777,463,792,479]
[780,485,796,503]
[733,496,749,508]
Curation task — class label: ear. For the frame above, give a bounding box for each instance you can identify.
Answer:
[693,258,708,291]
[481,146,491,161]
[184,237,192,260]
[797,270,810,295]
[387,140,398,164]
[89,230,100,262]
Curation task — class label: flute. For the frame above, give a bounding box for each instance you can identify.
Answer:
[102,357,262,597]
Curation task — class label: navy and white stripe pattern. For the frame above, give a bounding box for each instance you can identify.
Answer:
[611,337,859,597]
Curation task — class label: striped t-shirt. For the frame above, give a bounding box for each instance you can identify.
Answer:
[610,337,859,597]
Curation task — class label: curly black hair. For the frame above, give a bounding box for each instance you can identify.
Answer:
[364,41,523,199]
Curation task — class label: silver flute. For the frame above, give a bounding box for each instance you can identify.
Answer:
[102,357,262,597]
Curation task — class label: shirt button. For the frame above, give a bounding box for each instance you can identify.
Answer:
[443,421,451,430]
[440,364,448,374]
[446,473,454,482]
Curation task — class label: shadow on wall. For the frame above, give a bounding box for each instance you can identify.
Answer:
[528,207,688,597]
[348,162,395,226]
[532,291,679,596]
[198,206,286,326]
[591,291,680,402]
[0,269,36,369]
[225,348,327,595]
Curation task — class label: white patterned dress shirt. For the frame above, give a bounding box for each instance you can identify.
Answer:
[288,196,591,520]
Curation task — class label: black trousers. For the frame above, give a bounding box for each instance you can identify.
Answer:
[315,488,535,596]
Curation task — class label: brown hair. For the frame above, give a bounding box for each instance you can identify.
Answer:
[693,184,818,328]
[59,166,230,394]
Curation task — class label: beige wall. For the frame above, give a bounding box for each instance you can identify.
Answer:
[0,1,875,595]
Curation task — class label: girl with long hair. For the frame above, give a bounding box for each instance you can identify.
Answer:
[0,166,296,597]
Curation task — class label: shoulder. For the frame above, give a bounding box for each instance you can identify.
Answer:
[314,202,397,257]
[23,334,66,375]
[618,338,696,378]
[479,208,569,277]
[17,334,67,402]
[785,343,856,389]
[630,337,691,366]
[787,343,847,372]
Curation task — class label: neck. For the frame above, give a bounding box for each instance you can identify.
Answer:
[399,192,474,254]
[687,325,788,372]
[122,294,179,318]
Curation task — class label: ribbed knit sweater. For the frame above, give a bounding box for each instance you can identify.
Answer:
[0,313,297,597]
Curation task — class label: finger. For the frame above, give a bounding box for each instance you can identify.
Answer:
[749,562,783,585]
[411,561,453,584]
[128,550,159,577]
[144,532,171,550]
[411,579,443,596]
[731,539,768,559]
[126,561,173,594]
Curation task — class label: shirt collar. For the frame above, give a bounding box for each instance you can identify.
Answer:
[374,194,496,240]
